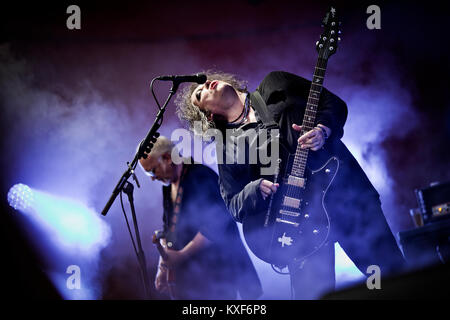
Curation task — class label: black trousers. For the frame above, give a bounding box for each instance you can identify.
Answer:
[289,195,406,299]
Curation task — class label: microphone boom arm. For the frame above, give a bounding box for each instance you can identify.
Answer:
[101,78,178,216]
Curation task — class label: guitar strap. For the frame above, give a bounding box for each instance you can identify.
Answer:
[163,164,189,248]
[250,90,291,152]
[250,90,279,130]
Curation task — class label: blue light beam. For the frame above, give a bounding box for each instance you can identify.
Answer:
[7,183,111,257]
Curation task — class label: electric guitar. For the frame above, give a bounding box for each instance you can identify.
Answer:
[152,230,177,299]
[242,7,342,268]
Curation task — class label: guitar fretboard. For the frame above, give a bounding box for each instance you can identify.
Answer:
[291,57,328,178]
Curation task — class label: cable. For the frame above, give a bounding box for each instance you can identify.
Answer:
[270,264,296,300]
[271,264,290,275]
[150,78,162,110]
[289,270,295,300]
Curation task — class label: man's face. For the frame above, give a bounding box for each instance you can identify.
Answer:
[139,153,174,186]
[190,79,237,118]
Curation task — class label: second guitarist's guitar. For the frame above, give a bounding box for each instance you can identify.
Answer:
[152,230,177,299]
[243,7,342,268]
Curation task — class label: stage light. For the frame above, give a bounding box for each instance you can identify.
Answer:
[7,183,34,211]
[6,183,111,255]
[7,183,111,299]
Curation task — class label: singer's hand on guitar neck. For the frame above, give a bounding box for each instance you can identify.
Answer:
[293,123,331,151]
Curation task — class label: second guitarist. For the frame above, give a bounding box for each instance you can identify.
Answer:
[139,136,262,300]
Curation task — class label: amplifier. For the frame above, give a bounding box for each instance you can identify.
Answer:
[415,181,450,224]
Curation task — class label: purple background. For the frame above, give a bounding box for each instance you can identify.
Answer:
[1,1,449,299]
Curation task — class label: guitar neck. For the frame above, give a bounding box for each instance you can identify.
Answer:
[152,234,169,260]
[155,242,168,260]
[291,57,328,178]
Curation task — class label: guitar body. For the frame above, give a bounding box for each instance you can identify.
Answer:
[243,148,339,267]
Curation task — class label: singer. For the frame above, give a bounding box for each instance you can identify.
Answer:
[174,70,406,299]
[138,135,262,300]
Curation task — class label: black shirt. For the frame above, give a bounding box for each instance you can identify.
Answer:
[161,162,262,299]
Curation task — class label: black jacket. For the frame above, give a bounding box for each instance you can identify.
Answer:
[217,71,379,224]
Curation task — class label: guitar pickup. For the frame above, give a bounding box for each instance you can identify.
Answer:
[287,175,306,188]
[283,196,301,209]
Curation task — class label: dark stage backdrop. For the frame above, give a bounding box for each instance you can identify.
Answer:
[1,0,449,299]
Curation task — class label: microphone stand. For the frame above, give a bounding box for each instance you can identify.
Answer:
[101,79,182,299]
[122,181,151,298]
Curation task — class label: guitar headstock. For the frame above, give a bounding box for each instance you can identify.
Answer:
[316,7,342,60]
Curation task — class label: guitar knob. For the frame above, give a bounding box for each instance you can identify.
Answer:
[329,47,334,51]
[330,39,334,43]
[325,169,331,174]
[319,44,323,48]
[338,37,341,42]
[323,36,327,40]
[304,214,310,219]
[167,241,173,248]
[313,229,319,235]
[331,30,335,34]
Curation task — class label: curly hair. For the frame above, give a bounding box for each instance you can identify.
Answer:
[174,70,248,136]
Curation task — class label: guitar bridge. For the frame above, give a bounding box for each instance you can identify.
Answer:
[276,218,299,227]
[279,209,300,217]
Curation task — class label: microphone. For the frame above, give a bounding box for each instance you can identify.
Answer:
[156,73,207,84]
